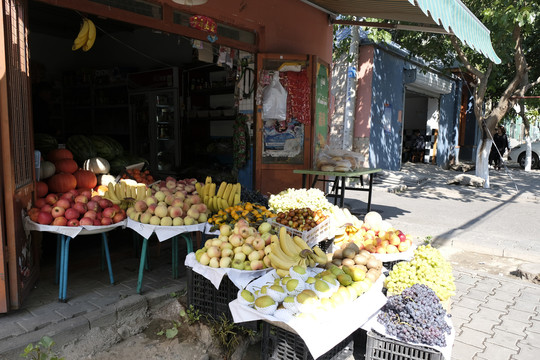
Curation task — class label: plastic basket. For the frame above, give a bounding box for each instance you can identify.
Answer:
[365,331,443,360]
[186,266,259,331]
[268,217,332,247]
[261,322,354,360]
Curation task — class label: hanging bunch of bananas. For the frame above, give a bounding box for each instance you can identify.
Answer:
[195,176,242,213]
[103,179,151,209]
[72,18,97,52]
[268,226,328,277]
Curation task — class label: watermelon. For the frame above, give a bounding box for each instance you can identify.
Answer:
[108,156,130,175]
[34,133,58,156]
[66,135,97,165]
[89,135,123,161]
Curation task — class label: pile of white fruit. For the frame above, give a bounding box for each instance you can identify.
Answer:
[126,177,210,226]
[195,219,274,270]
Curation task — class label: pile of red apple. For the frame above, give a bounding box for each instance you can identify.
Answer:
[28,189,127,227]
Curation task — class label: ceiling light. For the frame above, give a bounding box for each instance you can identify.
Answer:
[171,0,208,5]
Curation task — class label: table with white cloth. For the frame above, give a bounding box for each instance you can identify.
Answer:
[23,217,126,302]
[126,218,205,294]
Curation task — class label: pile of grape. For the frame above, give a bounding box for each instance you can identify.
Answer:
[274,208,328,232]
[377,284,452,347]
[240,187,269,208]
[268,188,332,214]
[384,244,455,301]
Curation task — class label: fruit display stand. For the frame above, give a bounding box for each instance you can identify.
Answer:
[23,217,126,302]
[126,218,204,293]
[184,252,271,324]
[268,216,332,248]
[229,269,388,360]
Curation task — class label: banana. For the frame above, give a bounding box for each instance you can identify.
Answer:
[146,188,153,197]
[222,184,233,203]
[292,235,311,251]
[307,257,316,268]
[195,182,202,195]
[117,182,125,199]
[205,176,212,185]
[270,236,290,260]
[82,19,96,51]
[234,193,241,206]
[227,185,236,206]
[209,183,216,197]
[72,19,90,50]
[235,183,242,197]
[279,233,300,258]
[268,253,297,271]
[311,246,328,265]
[220,198,229,211]
[107,183,120,201]
[216,182,227,198]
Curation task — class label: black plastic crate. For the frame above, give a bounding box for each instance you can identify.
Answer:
[261,322,354,360]
[186,266,259,331]
[382,260,404,274]
[365,331,443,360]
[316,238,334,253]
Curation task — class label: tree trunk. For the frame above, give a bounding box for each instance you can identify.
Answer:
[520,101,532,171]
[475,138,493,188]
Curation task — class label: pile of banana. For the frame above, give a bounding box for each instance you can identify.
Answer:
[195,176,241,213]
[72,18,97,52]
[103,179,151,208]
[269,226,328,277]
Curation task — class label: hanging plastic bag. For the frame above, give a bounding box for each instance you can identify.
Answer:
[262,72,287,120]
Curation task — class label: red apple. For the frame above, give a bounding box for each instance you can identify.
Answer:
[86,200,99,212]
[111,204,121,212]
[80,189,92,199]
[40,204,53,213]
[72,202,87,215]
[84,210,97,220]
[398,233,407,242]
[37,211,53,225]
[61,192,74,201]
[79,217,94,226]
[74,195,88,204]
[68,189,79,197]
[98,199,113,209]
[91,195,102,202]
[112,212,125,223]
[56,198,71,209]
[35,198,47,208]
[51,206,65,218]
[96,211,103,220]
[101,217,113,225]
[93,219,101,226]
[67,219,79,227]
[52,216,67,226]
[28,208,40,222]
[45,193,58,206]
[64,208,80,220]
[102,207,116,218]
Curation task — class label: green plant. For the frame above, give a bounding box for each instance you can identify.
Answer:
[209,315,256,359]
[423,235,433,245]
[20,336,64,360]
[156,305,203,339]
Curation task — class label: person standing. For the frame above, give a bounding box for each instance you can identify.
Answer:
[492,125,510,170]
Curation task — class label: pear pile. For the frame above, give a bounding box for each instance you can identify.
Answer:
[195,220,274,270]
[237,255,382,321]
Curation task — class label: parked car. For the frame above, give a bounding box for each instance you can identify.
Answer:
[507,141,540,169]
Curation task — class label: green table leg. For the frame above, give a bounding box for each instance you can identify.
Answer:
[136,237,149,294]
[172,236,178,279]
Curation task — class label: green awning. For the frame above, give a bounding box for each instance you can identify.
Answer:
[304,0,501,64]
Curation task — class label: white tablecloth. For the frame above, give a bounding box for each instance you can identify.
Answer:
[127,217,206,242]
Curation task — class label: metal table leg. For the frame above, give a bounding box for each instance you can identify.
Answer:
[60,235,72,302]
[339,176,346,207]
[367,173,374,212]
[55,234,61,285]
[172,236,178,279]
[136,237,149,294]
[101,233,115,285]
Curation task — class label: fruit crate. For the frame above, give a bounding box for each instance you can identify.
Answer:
[316,238,334,253]
[261,322,354,360]
[186,266,259,331]
[268,217,332,248]
[364,331,443,360]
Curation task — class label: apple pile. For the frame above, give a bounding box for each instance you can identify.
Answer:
[334,211,413,254]
[27,189,127,226]
[194,219,274,271]
[127,177,209,226]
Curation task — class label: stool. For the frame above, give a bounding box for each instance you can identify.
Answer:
[136,232,194,294]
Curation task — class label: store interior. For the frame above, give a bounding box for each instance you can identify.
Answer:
[28,1,253,183]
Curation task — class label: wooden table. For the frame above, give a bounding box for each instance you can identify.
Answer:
[293,168,382,212]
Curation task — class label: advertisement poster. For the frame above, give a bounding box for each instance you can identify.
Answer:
[314,63,329,156]
[262,118,304,163]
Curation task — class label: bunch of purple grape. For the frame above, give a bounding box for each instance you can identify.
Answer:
[377,283,452,347]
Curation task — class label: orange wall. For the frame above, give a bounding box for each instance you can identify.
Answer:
[172,0,333,63]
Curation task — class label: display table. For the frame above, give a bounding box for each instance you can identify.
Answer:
[293,168,382,212]
[126,218,204,294]
[23,217,126,302]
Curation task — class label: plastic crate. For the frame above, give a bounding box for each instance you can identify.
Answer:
[365,331,443,360]
[268,217,332,247]
[261,322,354,360]
[186,266,259,331]
[316,238,334,253]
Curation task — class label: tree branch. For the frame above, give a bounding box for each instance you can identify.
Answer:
[450,36,484,78]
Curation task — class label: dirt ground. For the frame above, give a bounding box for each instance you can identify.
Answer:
[83,247,531,360]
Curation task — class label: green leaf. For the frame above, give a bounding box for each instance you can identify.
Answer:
[165,328,178,339]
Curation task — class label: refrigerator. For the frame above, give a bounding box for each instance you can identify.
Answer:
[128,68,181,178]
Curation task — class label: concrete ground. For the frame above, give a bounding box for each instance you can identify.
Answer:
[0,161,539,359]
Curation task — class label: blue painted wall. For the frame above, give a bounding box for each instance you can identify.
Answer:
[368,48,405,171]
[438,89,457,166]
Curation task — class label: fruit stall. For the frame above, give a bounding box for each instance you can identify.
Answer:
[26,159,456,359]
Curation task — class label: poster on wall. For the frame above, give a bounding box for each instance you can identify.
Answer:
[314,62,329,158]
[382,103,392,133]
[262,118,304,163]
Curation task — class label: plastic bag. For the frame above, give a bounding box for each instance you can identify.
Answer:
[262,72,287,120]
